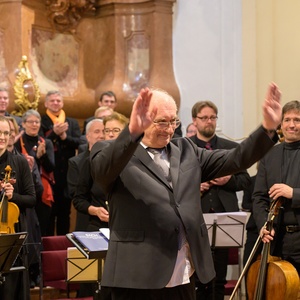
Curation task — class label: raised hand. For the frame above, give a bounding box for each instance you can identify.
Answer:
[262,82,282,130]
[129,88,157,140]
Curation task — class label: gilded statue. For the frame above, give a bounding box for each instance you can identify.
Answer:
[12,55,40,116]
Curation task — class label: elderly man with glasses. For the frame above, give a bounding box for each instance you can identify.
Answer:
[90,85,281,300]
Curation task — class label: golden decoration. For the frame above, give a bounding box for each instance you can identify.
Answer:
[12,55,40,116]
[46,0,96,34]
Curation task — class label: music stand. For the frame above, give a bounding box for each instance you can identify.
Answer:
[203,212,247,299]
[0,232,28,285]
[66,231,108,300]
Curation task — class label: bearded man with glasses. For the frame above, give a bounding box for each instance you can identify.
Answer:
[190,100,251,300]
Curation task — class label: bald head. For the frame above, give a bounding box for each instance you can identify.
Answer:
[149,89,178,114]
[142,89,178,148]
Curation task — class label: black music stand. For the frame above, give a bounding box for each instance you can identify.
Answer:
[0,232,28,285]
[203,212,247,300]
[66,231,108,300]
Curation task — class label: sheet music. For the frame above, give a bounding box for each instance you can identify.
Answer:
[203,212,248,247]
[99,228,110,240]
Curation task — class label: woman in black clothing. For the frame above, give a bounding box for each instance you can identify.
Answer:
[0,116,36,300]
[14,109,55,237]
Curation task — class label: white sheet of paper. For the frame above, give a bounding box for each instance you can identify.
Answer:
[203,212,248,247]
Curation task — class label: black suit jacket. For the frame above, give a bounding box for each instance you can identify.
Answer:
[68,150,90,231]
[190,135,251,212]
[90,125,277,289]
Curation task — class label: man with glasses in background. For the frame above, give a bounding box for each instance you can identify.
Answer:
[90,85,281,300]
[189,101,251,300]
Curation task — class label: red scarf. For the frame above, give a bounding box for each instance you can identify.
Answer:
[20,136,54,207]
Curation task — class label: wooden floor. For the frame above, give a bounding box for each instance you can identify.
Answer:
[30,287,246,300]
[30,287,77,300]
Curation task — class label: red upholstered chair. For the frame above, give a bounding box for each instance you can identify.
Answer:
[224,247,242,297]
[41,236,80,297]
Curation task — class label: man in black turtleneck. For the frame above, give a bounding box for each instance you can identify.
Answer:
[253,100,300,278]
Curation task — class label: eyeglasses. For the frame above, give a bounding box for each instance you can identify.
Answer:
[25,120,41,125]
[282,118,300,125]
[187,130,197,134]
[104,128,121,134]
[0,130,10,137]
[153,119,181,129]
[196,116,218,122]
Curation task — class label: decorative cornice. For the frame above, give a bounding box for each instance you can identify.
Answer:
[45,0,96,34]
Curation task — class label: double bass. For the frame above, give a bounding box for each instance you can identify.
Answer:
[230,198,299,300]
[0,165,19,234]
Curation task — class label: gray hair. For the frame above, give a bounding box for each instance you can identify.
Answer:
[45,90,63,101]
[22,109,41,122]
[86,118,103,134]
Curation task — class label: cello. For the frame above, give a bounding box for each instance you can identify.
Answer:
[246,198,299,300]
[230,198,299,300]
[0,165,19,234]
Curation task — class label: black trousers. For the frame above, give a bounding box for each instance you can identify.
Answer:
[110,275,196,300]
[196,248,228,300]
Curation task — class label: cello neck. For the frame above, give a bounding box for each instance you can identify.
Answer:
[253,240,270,300]
[253,198,281,300]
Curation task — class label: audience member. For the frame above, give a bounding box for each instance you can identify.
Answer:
[0,87,22,125]
[186,122,197,137]
[90,84,281,300]
[73,113,128,299]
[253,100,300,277]
[189,100,251,300]
[102,112,129,141]
[14,109,55,237]
[68,119,105,231]
[73,113,129,231]
[0,116,36,300]
[40,90,82,235]
[78,106,113,153]
[82,91,117,134]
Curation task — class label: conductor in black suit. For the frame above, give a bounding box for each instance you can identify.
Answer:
[90,84,282,300]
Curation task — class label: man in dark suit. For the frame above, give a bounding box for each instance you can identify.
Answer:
[90,84,281,300]
[40,90,82,235]
[253,100,300,276]
[189,100,251,300]
[68,118,105,231]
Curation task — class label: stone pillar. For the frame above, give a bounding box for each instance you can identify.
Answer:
[94,0,180,116]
